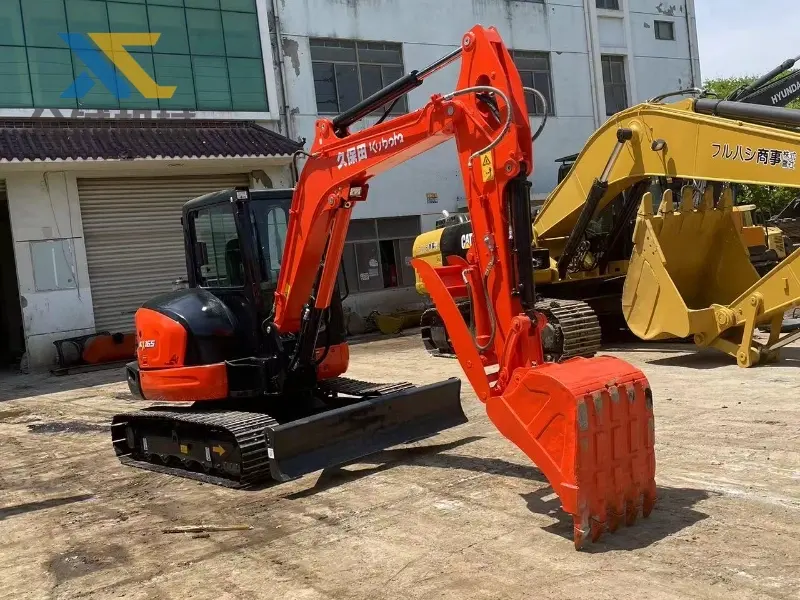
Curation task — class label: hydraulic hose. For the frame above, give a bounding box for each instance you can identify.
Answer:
[443,85,513,166]
[522,86,549,142]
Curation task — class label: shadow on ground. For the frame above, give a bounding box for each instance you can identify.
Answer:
[521,485,711,552]
[0,366,128,403]
[281,436,708,550]
[645,345,800,370]
[0,494,94,521]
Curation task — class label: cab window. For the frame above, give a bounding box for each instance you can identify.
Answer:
[191,204,243,288]
[251,202,289,283]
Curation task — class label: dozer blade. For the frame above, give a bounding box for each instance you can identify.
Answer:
[112,377,466,487]
[267,377,466,481]
[622,187,800,366]
[487,355,656,550]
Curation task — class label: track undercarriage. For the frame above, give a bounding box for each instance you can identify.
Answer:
[112,376,466,487]
[421,298,603,361]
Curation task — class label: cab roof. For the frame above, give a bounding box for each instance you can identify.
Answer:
[182,187,295,214]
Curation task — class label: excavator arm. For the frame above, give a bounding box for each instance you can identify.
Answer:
[273,26,657,549]
[534,97,800,366]
[535,98,800,241]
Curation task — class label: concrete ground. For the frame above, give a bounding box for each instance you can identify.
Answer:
[1,332,799,600]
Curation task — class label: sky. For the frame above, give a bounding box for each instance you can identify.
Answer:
[695,1,800,81]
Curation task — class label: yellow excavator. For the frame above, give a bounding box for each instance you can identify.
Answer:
[415,91,800,367]
[731,202,792,275]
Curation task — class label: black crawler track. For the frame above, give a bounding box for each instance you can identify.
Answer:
[419,298,602,361]
[112,377,465,487]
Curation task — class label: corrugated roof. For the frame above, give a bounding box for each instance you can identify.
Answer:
[0,119,302,163]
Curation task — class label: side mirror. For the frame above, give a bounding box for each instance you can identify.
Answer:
[195,241,209,265]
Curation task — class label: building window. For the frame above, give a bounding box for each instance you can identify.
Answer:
[511,50,555,116]
[601,55,628,115]
[339,217,420,293]
[596,0,620,9]
[310,38,408,116]
[0,0,267,112]
[654,20,675,41]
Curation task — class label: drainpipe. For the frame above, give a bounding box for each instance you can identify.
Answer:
[684,0,702,87]
[269,0,294,148]
[583,0,603,127]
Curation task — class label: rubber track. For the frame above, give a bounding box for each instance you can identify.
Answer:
[535,298,602,361]
[419,298,601,361]
[112,410,277,488]
[112,377,416,488]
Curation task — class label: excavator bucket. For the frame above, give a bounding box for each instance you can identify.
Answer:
[488,354,656,549]
[622,187,800,366]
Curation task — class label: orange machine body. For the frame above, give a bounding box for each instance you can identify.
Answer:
[134,307,348,403]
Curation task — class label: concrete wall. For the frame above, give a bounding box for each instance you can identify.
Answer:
[5,172,95,371]
[629,0,698,101]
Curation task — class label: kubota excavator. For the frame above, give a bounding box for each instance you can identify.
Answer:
[112,25,656,550]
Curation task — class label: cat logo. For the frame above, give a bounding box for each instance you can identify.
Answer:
[460,232,473,249]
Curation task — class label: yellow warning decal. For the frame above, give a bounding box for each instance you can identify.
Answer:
[180,444,188,454]
[212,445,225,456]
[480,152,494,182]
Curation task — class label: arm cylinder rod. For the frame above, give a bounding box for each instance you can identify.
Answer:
[417,47,463,79]
[332,47,463,135]
[695,98,800,127]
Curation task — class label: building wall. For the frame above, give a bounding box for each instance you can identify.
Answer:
[4,171,96,370]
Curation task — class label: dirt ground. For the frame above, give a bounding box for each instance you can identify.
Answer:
[1,332,799,600]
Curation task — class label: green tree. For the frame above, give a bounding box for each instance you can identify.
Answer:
[702,74,800,217]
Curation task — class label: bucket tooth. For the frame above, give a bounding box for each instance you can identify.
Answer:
[638,191,654,216]
[699,186,714,211]
[658,188,674,214]
[679,185,694,212]
[718,186,734,210]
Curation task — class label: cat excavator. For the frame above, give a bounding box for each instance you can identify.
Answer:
[112,26,656,550]
[415,87,800,367]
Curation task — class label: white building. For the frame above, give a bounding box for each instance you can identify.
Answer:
[0,0,700,371]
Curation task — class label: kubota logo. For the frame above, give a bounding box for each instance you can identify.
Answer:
[61,33,177,100]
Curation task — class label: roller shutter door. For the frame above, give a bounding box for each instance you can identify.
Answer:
[79,174,250,333]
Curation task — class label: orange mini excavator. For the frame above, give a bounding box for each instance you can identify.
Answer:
[112,25,656,549]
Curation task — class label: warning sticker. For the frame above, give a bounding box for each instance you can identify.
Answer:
[480,152,494,182]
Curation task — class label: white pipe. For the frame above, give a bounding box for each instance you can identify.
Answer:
[583,0,604,126]
[684,0,702,87]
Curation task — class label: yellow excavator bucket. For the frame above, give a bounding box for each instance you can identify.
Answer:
[623,185,800,367]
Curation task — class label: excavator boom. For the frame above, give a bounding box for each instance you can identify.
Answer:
[271,26,656,549]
